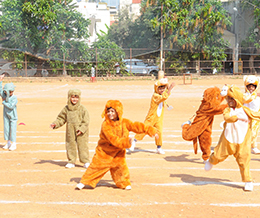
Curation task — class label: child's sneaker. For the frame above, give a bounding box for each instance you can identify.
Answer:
[244,182,253,191]
[83,163,90,168]
[181,120,191,128]
[65,163,75,168]
[9,142,16,151]
[129,139,136,152]
[3,141,11,149]
[156,147,165,154]
[252,147,260,154]
[204,159,213,171]
[76,183,85,190]
[125,185,131,190]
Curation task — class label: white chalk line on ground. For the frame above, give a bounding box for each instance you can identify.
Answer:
[16,84,69,97]
[0,199,259,207]
[0,148,199,153]
[1,166,260,173]
[0,182,259,188]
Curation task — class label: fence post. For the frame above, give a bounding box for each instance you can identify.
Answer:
[25,54,27,77]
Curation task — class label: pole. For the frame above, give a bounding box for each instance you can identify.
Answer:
[160,3,163,72]
[234,1,239,74]
[158,3,164,79]
[63,52,66,76]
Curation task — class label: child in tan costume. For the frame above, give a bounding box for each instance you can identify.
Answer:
[205,85,260,191]
[130,78,175,154]
[50,89,90,169]
[76,100,158,190]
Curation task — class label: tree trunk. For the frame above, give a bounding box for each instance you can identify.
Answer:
[249,48,260,75]
[36,59,44,77]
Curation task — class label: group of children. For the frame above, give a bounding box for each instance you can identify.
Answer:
[1,73,260,192]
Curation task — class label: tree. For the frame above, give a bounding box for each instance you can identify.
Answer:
[0,0,90,75]
[146,0,231,65]
[107,7,160,49]
[240,0,260,74]
[91,31,126,76]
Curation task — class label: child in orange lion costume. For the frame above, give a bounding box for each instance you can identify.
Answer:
[76,100,158,190]
[181,87,228,161]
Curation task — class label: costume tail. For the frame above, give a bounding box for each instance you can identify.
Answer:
[193,138,198,154]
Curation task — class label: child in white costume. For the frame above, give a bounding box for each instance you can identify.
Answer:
[205,85,260,191]
[129,78,175,154]
[0,75,18,151]
[243,75,260,154]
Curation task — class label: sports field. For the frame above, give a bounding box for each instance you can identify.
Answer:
[0,76,259,218]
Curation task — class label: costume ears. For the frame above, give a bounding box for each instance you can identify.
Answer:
[220,84,230,97]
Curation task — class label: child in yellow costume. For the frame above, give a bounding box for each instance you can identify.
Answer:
[243,75,260,154]
[129,78,175,154]
[204,85,260,191]
[50,89,90,169]
[76,100,158,190]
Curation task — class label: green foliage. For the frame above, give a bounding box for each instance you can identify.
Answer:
[0,0,91,75]
[91,35,125,76]
[146,0,231,61]
[240,0,260,51]
[106,7,160,49]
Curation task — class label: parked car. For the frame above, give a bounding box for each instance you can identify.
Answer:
[0,62,48,77]
[120,59,159,76]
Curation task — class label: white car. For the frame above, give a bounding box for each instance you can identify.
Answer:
[122,59,159,76]
[0,62,48,77]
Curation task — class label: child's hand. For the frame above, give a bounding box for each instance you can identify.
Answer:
[168,82,176,93]
[50,123,56,129]
[76,130,82,136]
[0,74,5,81]
[129,137,133,145]
[154,133,159,140]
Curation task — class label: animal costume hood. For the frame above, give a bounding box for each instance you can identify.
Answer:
[67,89,81,111]
[154,78,169,94]
[3,83,15,102]
[102,100,123,126]
[227,85,260,121]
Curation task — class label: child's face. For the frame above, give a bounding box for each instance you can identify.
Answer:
[158,85,166,95]
[247,84,256,94]
[70,95,79,105]
[227,96,237,109]
[107,108,118,121]
[4,91,14,97]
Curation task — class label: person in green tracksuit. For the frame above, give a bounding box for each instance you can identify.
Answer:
[0,75,18,151]
[50,89,90,169]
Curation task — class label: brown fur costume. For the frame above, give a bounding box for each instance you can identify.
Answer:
[182,87,228,161]
[79,100,157,189]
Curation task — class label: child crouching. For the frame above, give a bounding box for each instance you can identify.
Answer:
[76,100,158,190]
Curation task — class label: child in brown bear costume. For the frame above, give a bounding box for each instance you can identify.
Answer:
[76,100,158,190]
[181,87,228,161]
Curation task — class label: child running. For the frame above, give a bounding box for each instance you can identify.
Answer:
[76,100,158,190]
[50,89,90,169]
[129,77,175,154]
[0,75,18,151]
[204,85,260,191]
[243,75,260,154]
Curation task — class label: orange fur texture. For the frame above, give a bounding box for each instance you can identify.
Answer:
[80,100,157,189]
[182,87,228,161]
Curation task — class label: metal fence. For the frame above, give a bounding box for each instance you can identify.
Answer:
[0,47,259,77]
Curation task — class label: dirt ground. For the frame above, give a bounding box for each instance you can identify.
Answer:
[0,76,260,218]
